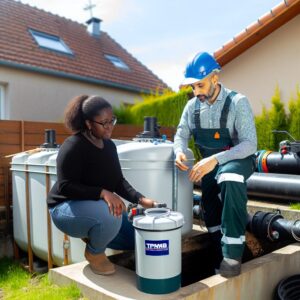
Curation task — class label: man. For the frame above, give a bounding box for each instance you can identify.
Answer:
[174,52,257,277]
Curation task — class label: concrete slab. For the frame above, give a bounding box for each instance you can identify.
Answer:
[49,243,300,300]
[247,200,300,220]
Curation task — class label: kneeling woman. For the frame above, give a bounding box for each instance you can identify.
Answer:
[47,95,156,275]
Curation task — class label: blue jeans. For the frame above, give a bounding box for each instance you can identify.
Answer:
[49,200,135,254]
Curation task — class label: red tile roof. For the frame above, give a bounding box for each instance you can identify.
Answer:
[214,0,300,66]
[0,0,169,93]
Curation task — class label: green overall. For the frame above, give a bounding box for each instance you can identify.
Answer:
[192,92,255,266]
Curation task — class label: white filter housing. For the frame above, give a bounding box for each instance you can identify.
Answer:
[133,208,184,294]
[117,141,194,235]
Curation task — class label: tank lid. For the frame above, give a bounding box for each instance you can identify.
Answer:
[133,208,184,231]
[27,150,58,165]
[46,153,59,166]
[11,152,31,163]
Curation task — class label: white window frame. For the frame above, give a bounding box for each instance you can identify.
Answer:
[0,85,5,119]
[29,29,73,55]
[104,54,130,70]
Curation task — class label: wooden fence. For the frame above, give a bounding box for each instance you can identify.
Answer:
[0,120,175,219]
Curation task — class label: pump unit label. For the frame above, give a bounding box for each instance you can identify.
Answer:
[145,240,169,256]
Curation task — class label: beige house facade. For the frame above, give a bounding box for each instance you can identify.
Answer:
[0,66,146,122]
[215,0,300,115]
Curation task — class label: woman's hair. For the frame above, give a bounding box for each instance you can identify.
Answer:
[64,95,112,132]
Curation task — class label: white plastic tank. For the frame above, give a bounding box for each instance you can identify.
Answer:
[133,208,184,294]
[26,150,60,262]
[11,152,32,252]
[117,140,194,235]
[46,152,86,266]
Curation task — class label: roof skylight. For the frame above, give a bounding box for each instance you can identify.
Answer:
[104,54,129,70]
[29,29,73,55]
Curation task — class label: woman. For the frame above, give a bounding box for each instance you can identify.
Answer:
[47,95,156,275]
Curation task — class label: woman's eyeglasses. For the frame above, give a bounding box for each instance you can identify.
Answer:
[91,117,117,129]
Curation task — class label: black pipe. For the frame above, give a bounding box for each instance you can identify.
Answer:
[41,129,58,148]
[260,152,300,175]
[256,140,300,175]
[246,172,300,202]
[276,274,300,300]
[247,211,300,243]
[136,117,161,139]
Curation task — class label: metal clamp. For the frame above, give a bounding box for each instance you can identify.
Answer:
[291,220,300,242]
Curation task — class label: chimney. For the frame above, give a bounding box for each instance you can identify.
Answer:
[86,17,102,37]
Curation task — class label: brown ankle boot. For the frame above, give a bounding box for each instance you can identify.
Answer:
[81,237,89,244]
[84,249,115,275]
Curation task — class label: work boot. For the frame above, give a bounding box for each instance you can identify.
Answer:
[219,257,241,278]
[81,237,89,244]
[84,249,115,275]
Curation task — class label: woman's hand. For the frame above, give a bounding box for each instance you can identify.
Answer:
[138,197,157,209]
[100,189,126,217]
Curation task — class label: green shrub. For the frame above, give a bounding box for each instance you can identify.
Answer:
[113,104,133,124]
[130,88,191,126]
[255,107,271,151]
[269,87,288,150]
[255,87,288,151]
[288,86,300,141]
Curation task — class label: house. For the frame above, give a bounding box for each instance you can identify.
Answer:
[214,0,300,115]
[0,0,169,121]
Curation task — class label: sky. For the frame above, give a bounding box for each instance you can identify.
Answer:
[19,0,281,90]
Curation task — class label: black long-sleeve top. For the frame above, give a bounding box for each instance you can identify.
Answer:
[47,132,143,207]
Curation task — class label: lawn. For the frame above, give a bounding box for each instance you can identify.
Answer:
[0,257,87,300]
[290,203,300,210]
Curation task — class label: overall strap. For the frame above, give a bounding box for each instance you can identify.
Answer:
[220,91,237,128]
[194,99,201,131]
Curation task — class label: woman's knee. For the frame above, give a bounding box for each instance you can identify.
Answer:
[50,200,121,238]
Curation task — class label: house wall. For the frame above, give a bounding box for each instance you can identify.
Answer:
[219,15,300,115]
[0,67,143,121]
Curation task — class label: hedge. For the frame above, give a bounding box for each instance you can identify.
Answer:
[113,86,300,156]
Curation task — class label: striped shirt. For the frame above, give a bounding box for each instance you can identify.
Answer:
[173,84,257,165]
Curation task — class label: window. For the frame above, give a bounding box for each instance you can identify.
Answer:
[0,85,5,119]
[29,29,73,55]
[104,54,129,70]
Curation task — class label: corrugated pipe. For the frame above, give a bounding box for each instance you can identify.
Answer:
[247,211,300,243]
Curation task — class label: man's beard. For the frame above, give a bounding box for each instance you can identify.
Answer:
[197,82,216,103]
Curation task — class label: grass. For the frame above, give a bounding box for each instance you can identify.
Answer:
[290,203,300,210]
[0,257,86,300]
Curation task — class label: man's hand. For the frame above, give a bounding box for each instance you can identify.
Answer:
[175,152,189,171]
[100,189,126,217]
[189,156,218,182]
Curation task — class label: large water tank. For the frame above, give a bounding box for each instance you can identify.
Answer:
[117,141,194,235]
[46,152,86,266]
[11,152,32,252]
[26,150,60,262]
[11,139,194,266]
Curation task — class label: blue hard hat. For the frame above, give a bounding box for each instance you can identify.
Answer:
[182,52,221,85]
